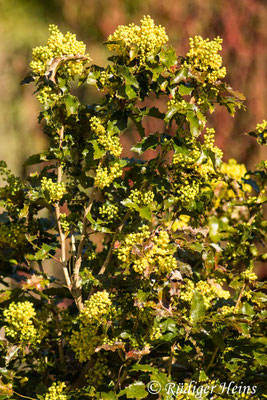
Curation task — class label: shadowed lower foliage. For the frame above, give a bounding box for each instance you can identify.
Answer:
[0,18,266,400]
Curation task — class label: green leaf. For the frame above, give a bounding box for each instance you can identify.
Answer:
[64,94,79,116]
[159,47,177,68]
[211,332,225,351]
[178,83,193,96]
[199,370,208,382]
[26,243,56,261]
[57,77,68,93]
[20,74,34,85]
[170,68,188,84]
[251,292,267,305]
[101,392,118,400]
[90,140,106,160]
[190,291,206,325]
[87,70,99,86]
[86,212,113,233]
[121,199,152,221]
[125,84,137,99]
[118,66,139,88]
[131,135,158,155]
[186,110,201,137]
[0,290,11,303]
[240,302,255,317]
[208,216,220,243]
[129,113,145,137]
[19,204,29,219]
[123,382,148,399]
[253,352,267,366]
[164,105,180,123]
[131,364,158,373]
[23,152,46,167]
[139,206,152,221]
[225,84,246,101]
[160,318,178,334]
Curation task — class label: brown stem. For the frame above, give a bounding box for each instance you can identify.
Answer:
[13,392,37,400]
[234,282,247,311]
[72,190,95,310]
[70,359,95,389]
[52,306,64,364]
[37,260,44,274]
[45,54,89,84]
[114,362,130,392]
[55,126,71,289]
[98,209,131,277]
[168,344,175,377]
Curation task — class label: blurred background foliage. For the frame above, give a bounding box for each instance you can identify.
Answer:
[0,0,266,176]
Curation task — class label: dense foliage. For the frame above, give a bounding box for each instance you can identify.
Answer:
[0,16,266,400]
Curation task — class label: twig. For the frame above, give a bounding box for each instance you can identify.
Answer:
[55,126,71,289]
[114,362,130,392]
[72,189,95,310]
[98,209,131,276]
[26,235,64,267]
[234,282,247,311]
[52,306,64,364]
[70,359,95,389]
[13,392,37,400]
[168,343,175,377]
[37,260,44,274]
[45,54,89,84]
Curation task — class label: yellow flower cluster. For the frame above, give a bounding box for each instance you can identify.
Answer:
[149,326,162,341]
[69,325,105,362]
[44,382,66,400]
[0,222,26,247]
[90,117,122,157]
[173,148,200,167]
[219,305,237,316]
[99,203,119,222]
[90,116,106,135]
[129,189,155,205]
[175,180,200,203]
[220,159,251,192]
[107,15,168,64]
[184,36,226,84]
[173,137,218,179]
[197,160,215,177]
[117,226,177,275]
[99,70,111,86]
[30,24,89,78]
[94,163,123,189]
[180,279,230,308]
[80,291,112,324]
[69,292,111,362]
[203,128,224,159]
[241,269,257,282]
[255,119,267,144]
[256,119,267,134]
[167,99,188,112]
[85,355,108,387]
[3,301,39,344]
[37,86,60,105]
[172,214,190,230]
[59,213,70,233]
[41,177,67,203]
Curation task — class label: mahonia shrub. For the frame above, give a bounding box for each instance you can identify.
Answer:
[0,16,266,400]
